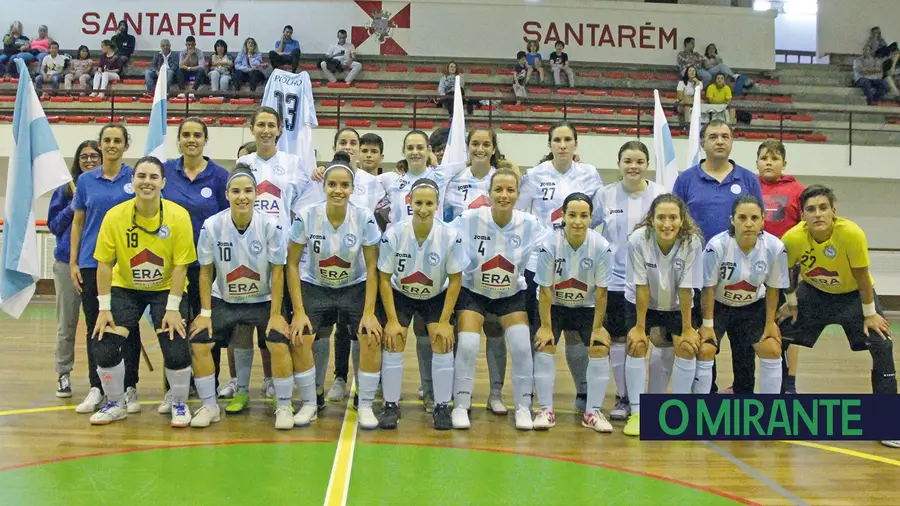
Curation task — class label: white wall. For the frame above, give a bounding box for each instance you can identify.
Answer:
[775,12,817,52]
[817,0,899,56]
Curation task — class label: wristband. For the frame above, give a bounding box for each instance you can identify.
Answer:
[862,302,877,317]
[97,294,111,311]
[166,295,182,312]
[785,292,798,306]
[702,319,714,329]
[200,309,212,318]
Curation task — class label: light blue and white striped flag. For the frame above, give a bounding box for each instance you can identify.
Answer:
[652,89,678,192]
[0,60,72,318]
[685,82,703,169]
[441,75,468,170]
[144,60,169,159]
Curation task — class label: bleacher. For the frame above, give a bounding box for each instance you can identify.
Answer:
[1,52,899,146]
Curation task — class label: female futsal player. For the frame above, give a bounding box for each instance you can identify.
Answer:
[88,156,196,427]
[623,194,705,437]
[378,179,466,430]
[70,124,142,415]
[591,141,666,421]
[283,162,382,430]
[450,168,549,431]
[188,165,288,427]
[534,192,614,432]
[701,195,789,394]
[517,121,603,413]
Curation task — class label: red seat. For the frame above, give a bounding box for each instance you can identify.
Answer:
[502,123,527,132]
[326,82,351,89]
[413,83,435,90]
[376,120,403,128]
[604,72,626,79]
[112,96,135,103]
[467,67,492,75]
[384,82,407,90]
[758,78,780,85]
[594,127,620,135]
[624,128,651,136]
[574,126,589,134]
[532,124,551,133]
[166,117,182,125]
[46,116,61,124]
[350,100,376,108]
[628,73,653,80]
[61,116,92,124]
[578,71,600,78]
[199,97,225,104]
[381,101,406,109]
[611,90,633,98]
[583,90,607,97]
[94,115,124,123]
[635,91,653,99]
[362,64,381,72]
[618,108,639,116]
[346,119,371,128]
[201,117,217,125]
[354,82,379,89]
[132,61,151,68]
[319,118,339,127]
[414,66,437,73]
[769,96,792,103]
[170,98,189,104]
[803,134,827,142]
[745,132,767,139]
[662,91,677,100]
[321,100,345,107]
[139,96,154,104]
[496,68,515,76]
[781,134,799,141]
[0,114,12,121]
[300,63,318,71]
[126,116,150,124]
[761,113,780,121]
[502,104,526,112]
[311,81,323,88]
[531,106,556,113]
[556,88,579,96]
[79,96,103,103]
[122,78,144,85]
[788,114,813,122]
[386,64,408,72]
[410,120,434,129]
[229,98,255,105]
[655,73,679,81]
[590,108,614,115]
[565,107,586,114]
[471,122,490,129]
[219,117,246,125]
[471,85,494,92]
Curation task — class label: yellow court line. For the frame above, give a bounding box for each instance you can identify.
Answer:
[779,440,900,467]
[324,384,359,506]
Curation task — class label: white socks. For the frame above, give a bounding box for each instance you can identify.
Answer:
[381,351,404,403]
[97,360,125,405]
[453,332,481,410]
[195,374,217,408]
[233,348,254,394]
[274,377,293,408]
[672,357,697,394]
[759,358,783,394]
[505,324,534,410]
[625,355,646,415]
[432,352,454,405]
[648,346,675,394]
[533,351,556,410]
[357,371,380,409]
[166,367,192,404]
[565,340,588,396]
[293,367,316,405]
[609,342,627,399]
[692,360,714,394]
[586,357,610,413]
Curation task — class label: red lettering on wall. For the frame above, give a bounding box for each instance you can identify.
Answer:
[82,13,100,35]
[177,13,197,35]
[597,25,614,47]
[522,21,541,43]
[80,11,240,37]
[659,26,678,49]
[618,25,636,48]
[565,23,583,47]
[522,21,675,50]
[159,14,174,36]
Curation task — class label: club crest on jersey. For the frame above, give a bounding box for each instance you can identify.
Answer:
[754,261,767,273]
[201,187,213,199]
[250,240,263,255]
[554,278,588,305]
[806,266,841,287]
[580,258,593,270]
[673,258,685,271]
[158,225,170,239]
[255,181,283,215]
[123,183,134,194]
[723,280,758,303]
[319,255,352,284]
[343,234,358,247]
[824,245,837,259]
[468,194,492,209]
[273,165,286,176]
[129,249,165,286]
[354,184,366,195]
[226,265,261,297]
[400,271,434,298]
[551,207,564,229]
[480,255,515,291]
[508,235,522,248]
[427,253,441,266]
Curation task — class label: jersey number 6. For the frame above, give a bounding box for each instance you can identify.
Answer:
[273,91,299,132]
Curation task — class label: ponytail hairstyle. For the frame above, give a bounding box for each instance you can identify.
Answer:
[541,121,578,164]
[635,193,702,245]
[561,192,593,228]
[331,151,353,167]
[727,194,764,237]
[410,177,440,200]
[466,127,499,168]
[323,153,355,186]
[228,162,258,189]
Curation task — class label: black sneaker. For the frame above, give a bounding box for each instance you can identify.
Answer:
[433,402,452,430]
[379,402,401,430]
[353,393,359,410]
[317,389,326,411]
[56,373,72,398]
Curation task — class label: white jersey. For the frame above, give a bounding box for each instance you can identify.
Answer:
[380,162,466,225]
[302,168,386,211]
[443,166,495,222]
[626,227,704,312]
[534,229,612,308]
[592,180,667,292]
[237,151,310,232]
[377,220,468,300]
[703,231,789,307]
[197,209,287,304]
[516,160,603,271]
[261,69,318,170]
[451,207,549,299]
[289,202,381,288]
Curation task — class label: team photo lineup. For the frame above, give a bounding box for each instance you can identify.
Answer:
[47,66,896,446]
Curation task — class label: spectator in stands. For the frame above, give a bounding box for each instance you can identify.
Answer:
[208,39,233,92]
[234,37,266,92]
[706,73,734,124]
[111,21,135,66]
[883,45,900,101]
[525,40,544,84]
[854,44,890,105]
[268,25,301,73]
[175,36,207,97]
[868,27,897,59]
[513,51,528,104]
[548,41,574,88]
[30,25,53,64]
[90,40,123,99]
[676,64,703,124]
[437,61,473,117]
[35,41,64,94]
[320,29,362,84]
[64,45,93,91]
[703,43,749,88]
[1,21,34,77]
[676,37,705,79]
[145,39,177,94]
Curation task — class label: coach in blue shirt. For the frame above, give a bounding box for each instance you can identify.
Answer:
[268,25,302,73]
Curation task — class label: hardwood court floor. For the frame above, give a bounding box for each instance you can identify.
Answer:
[0,300,898,505]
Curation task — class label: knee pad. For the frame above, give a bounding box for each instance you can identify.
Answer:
[162,335,192,370]
[266,329,291,345]
[190,328,214,344]
[93,335,125,369]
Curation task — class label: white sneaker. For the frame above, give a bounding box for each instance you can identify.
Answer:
[881,440,900,448]
[170,402,192,428]
[90,401,126,425]
[190,404,221,428]
[533,407,556,430]
[157,390,173,414]
[218,378,238,399]
[451,408,470,430]
[515,406,534,431]
[274,405,294,430]
[327,378,347,402]
[582,409,614,433]
[261,378,275,399]
[358,406,379,430]
[76,387,105,414]
[293,403,318,427]
[124,387,141,414]
[487,393,508,415]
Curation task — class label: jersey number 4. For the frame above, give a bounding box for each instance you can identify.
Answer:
[273,91,299,132]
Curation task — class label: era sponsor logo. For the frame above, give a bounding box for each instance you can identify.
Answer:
[255,180,283,216]
[551,206,564,229]
[226,265,261,297]
[318,256,352,284]
[722,280,758,303]
[400,271,434,298]
[806,266,841,287]
[129,249,165,286]
[468,194,491,209]
[480,255,515,290]
[554,278,588,305]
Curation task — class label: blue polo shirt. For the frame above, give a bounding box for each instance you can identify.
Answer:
[275,38,301,53]
[47,186,75,263]
[72,164,135,268]
[672,160,764,243]
[162,156,229,249]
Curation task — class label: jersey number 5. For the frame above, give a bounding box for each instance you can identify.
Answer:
[273,91,299,132]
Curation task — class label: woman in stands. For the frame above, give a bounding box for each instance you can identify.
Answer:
[70,124,142,416]
[450,168,550,431]
[283,162,382,430]
[378,178,466,430]
[88,156,196,427]
[89,39,122,99]
[188,164,288,428]
[517,121,604,414]
[48,140,101,398]
[534,192,614,432]
[234,37,267,93]
[590,141,666,422]
[622,194,704,437]
[701,195,788,395]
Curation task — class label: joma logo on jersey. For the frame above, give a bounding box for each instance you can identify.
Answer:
[319,256,352,284]
[723,280,757,302]
[255,181,283,216]
[806,266,842,287]
[554,278,588,304]
[129,249,165,286]
[400,271,434,298]
[226,265,261,297]
[480,255,515,290]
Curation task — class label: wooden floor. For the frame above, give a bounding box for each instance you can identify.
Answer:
[1,298,899,505]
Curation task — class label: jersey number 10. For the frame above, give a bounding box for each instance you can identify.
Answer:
[273,91,299,132]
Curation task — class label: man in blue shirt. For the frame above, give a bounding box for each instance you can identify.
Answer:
[269,25,302,73]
